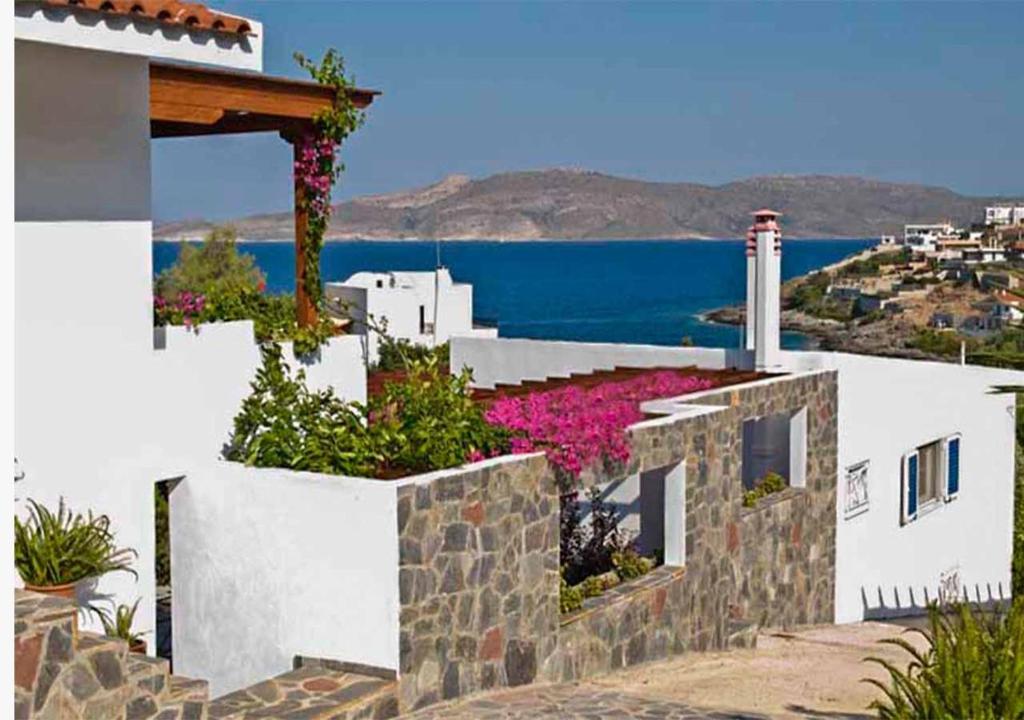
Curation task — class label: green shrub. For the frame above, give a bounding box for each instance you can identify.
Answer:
[226,344,507,478]
[375,336,450,372]
[371,355,506,475]
[742,471,788,508]
[225,343,379,476]
[865,600,1024,719]
[579,574,606,599]
[612,547,654,581]
[155,226,264,302]
[560,575,584,614]
[15,498,137,587]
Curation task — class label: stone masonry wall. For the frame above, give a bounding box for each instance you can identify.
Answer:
[550,371,838,681]
[396,371,838,708]
[395,454,561,711]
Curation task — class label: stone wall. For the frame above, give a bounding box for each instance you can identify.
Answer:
[396,371,838,707]
[550,371,838,680]
[395,455,561,711]
[14,590,209,720]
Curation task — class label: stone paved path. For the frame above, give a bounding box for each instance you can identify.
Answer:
[402,683,769,719]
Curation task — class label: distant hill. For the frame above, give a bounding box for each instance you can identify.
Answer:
[154,169,1015,241]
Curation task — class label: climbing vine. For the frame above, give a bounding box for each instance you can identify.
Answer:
[291,48,366,352]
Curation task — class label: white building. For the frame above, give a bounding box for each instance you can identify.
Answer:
[12,0,1024,707]
[985,205,1024,227]
[14,0,371,653]
[325,268,497,364]
[903,222,957,251]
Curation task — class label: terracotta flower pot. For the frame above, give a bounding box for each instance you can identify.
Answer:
[129,639,147,655]
[23,581,77,599]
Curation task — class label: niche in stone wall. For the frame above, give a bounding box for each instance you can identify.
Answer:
[741,407,807,491]
[579,462,686,567]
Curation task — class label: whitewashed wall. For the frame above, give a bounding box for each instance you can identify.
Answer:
[171,462,399,697]
[782,351,1023,622]
[451,336,749,388]
[15,40,161,639]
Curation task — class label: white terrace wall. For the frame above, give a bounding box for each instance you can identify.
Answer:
[170,462,399,698]
[451,336,750,389]
[781,351,1024,623]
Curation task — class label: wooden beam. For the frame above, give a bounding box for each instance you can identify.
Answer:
[150,63,377,138]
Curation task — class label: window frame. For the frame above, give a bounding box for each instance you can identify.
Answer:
[901,433,961,526]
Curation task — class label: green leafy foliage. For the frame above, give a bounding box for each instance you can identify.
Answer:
[225,344,507,478]
[93,599,145,645]
[155,226,264,301]
[155,484,170,587]
[742,471,788,508]
[559,574,584,614]
[612,547,654,581]
[375,336,450,372]
[154,228,339,353]
[15,498,137,587]
[225,343,378,476]
[292,48,366,315]
[864,600,1024,719]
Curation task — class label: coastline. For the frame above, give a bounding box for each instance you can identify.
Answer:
[153,235,874,244]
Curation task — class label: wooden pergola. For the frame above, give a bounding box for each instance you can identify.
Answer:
[149,62,379,327]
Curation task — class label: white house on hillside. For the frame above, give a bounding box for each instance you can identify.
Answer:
[986,205,1024,227]
[903,222,957,251]
[325,268,497,364]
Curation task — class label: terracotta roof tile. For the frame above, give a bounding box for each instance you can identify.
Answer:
[41,0,253,37]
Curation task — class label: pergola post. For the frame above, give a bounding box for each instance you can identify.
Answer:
[292,139,317,328]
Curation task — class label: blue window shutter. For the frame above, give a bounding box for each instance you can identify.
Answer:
[947,437,960,499]
[904,453,919,523]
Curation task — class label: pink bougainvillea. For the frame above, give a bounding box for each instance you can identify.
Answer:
[153,291,206,329]
[484,371,714,479]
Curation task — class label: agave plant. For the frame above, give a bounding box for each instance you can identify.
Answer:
[93,599,146,646]
[14,498,137,587]
[864,600,1024,719]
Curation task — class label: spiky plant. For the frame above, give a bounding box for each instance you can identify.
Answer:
[864,600,1024,719]
[94,600,145,645]
[15,498,137,587]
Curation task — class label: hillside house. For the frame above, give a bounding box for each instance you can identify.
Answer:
[325,269,497,365]
[13,2,1024,718]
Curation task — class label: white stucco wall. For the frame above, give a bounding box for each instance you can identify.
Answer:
[782,351,1023,622]
[15,37,162,640]
[450,336,748,388]
[15,3,262,71]
[170,462,399,697]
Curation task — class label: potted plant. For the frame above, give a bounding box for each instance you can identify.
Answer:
[14,498,137,599]
[94,600,148,654]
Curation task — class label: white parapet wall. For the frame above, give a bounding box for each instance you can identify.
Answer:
[170,462,400,697]
[782,350,1024,623]
[451,336,751,388]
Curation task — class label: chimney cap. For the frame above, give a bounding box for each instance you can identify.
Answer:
[752,208,782,217]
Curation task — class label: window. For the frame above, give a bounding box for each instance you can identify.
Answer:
[419,305,426,334]
[901,434,961,524]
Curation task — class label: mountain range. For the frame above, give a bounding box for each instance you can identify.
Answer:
[154,169,1015,241]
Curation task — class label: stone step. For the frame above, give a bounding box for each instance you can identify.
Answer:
[209,664,398,720]
[126,652,172,701]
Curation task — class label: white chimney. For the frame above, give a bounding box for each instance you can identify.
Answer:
[744,227,756,351]
[747,209,783,371]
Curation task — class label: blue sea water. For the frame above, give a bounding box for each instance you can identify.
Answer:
[152,239,874,349]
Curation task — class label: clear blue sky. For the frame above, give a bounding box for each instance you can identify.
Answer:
[152,1,1023,223]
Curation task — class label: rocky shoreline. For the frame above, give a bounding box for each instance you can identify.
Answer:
[702,304,949,362]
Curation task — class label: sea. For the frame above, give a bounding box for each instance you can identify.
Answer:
[152,239,874,349]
